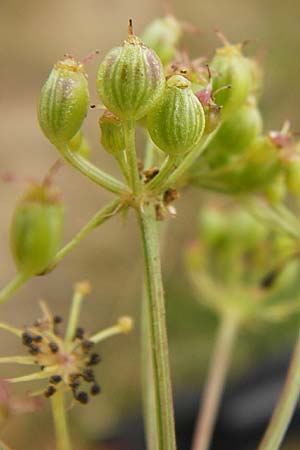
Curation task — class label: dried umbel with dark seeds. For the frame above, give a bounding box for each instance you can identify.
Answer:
[0,283,134,406]
[147,75,205,155]
[10,183,64,277]
[96,22,165,120]
[38,57,90,145]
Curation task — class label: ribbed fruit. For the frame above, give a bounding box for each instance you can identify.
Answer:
[96,33,165,120]
[38,57,89,145]
[147,75,205,155]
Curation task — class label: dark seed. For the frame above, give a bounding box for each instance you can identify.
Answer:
[22,332,33,346]
[29,345,40,355]
[49,375,62,384]
[87,353,101,366]
[91,383,101,396]
[82,369,95,382]
[74,327,85,340]
[44,386,56,398]
[49,342,59,353]
[53,315,63,324]
[32,335,43,343]
[76,391,89,404]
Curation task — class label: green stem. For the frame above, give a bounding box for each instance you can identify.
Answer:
[158,128,219,192]
[51,389,72,450]
[137,203,177,450]
[191,314,238,450]
[115,151,130,183]
[0,272,28,306]
[141,284,159,450]
[146,155,179,192]
[58,144,128,195]
[124,120,141,196]
[53,198,121,267]
[257,325,300,450]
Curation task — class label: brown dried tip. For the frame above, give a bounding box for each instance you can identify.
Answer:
[128,19,134,36]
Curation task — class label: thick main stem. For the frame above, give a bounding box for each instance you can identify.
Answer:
[191,314,238,450]
[257,325,300,450]
[137,203,177,450]
[51,389,72,450]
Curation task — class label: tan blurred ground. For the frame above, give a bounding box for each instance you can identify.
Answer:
[1,0,300,448]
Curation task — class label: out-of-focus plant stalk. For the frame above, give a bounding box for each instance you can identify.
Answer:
[191,314,238,450]
[257,325,300,450]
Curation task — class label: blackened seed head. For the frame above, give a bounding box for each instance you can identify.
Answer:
[74,327,85,340]
[22,332,33,346]
[49,375,62,384]
[76,391,89,404]
[82,369,95,382]
[81,340,95,352]
[91,383,101,396]
[44,386,56,398]
[49,342,59,353]
[70,380,81,390]
[32,335,43,343]
[40,365,45,371]
[53,315,63,324]
[87,353,101,366]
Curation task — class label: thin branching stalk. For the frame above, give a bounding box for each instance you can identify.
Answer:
[191,314,238,450]
[59,144,128,195]
[158,127,219,192]
[257,325,300,450]
[0,273,29,306]
[51,389,72,450]
[53,198,121,266]
[124,120,141,196]
[146,155,179,191]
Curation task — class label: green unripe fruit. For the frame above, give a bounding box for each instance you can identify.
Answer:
[147,75,205,155]
[69,130,91,159]
[10,184,64,276]
[198,207,229,247]
[99,109,125,154]
[211,44,251,118]
[212,97,263,154]
[229,210,266,248]
[38,57,90,145]
[142,15,182,66]
[96,28,165,120]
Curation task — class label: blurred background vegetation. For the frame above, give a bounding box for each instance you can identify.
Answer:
[0,0,300,448]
